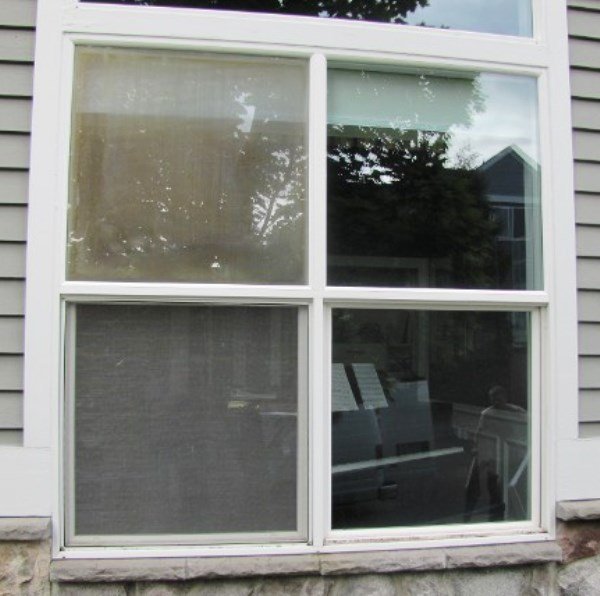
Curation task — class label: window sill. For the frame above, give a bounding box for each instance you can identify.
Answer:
[50,542,562,583]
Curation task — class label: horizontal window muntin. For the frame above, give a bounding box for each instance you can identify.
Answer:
[77,0,534,38]
[64,302,309,547]
[59,283,549,305]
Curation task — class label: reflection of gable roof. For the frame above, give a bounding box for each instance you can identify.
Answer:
[478,145,539,205]
[479,144,538,174]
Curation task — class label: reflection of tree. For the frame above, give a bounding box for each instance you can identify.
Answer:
[94,0,429,23]
[328,127,500,288]
[69,56,307,284]
[218,76,307,280]
[428,311,528,409]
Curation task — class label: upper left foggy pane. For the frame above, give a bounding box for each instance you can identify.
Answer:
[68,47,308,284]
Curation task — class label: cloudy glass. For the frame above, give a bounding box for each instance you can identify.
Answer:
[80,0,533,37]
[68,47,308,284]
[327,69,542,290]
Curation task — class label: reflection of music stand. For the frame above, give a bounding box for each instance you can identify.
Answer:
[331,363,358,412]
[353,363,388,410]
[331,409,384,504]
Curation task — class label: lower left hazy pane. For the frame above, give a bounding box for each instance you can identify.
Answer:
[72,304,301,538]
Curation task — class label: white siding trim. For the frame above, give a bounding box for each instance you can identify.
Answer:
[0,448,51,515]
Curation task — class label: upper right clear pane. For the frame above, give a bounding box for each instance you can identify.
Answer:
[327,69,542,290]
[80,0,533,38]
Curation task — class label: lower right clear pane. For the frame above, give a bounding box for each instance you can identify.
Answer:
[331,309,531,529]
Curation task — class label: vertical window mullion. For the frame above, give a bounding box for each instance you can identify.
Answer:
[308,52,328,548]
[308,52,328,294]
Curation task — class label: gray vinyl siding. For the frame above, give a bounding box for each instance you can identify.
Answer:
[569,2,600,436]
[0,0,35,445]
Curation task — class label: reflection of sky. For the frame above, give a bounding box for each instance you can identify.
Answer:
[328,68,539,170]
[405,0,532,36]
[447,74,539,167]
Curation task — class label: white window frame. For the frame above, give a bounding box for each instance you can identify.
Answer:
[22,0,579,559]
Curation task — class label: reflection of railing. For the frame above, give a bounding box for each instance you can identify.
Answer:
[333,447,463,474]
[508,449,529,518]
[453,403,528,519]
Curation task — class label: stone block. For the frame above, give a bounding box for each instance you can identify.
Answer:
[328,574,398,596]
[130,577,332,596]
[558,553,600,595]
[52,583,128,595]
[446,542,562,569]
[453,569,522,596]
[556,501,600,522]
[0,517,51,541]
[393,572,455,596]
[557,519,600,563]
[185,555,320,579]
[250,576,330,596]
[0,539,51,595]
[319,549,445,575]
[50,558,187,583]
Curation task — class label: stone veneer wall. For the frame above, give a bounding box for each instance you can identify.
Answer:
[46,567,560,596]
[3,516,600,595]
[0,518,50,595]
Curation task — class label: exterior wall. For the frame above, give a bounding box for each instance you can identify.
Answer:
[0,0,599,593]
[569,1,600,436]
[0,0,35,446]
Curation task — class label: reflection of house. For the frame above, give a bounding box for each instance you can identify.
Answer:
[478,145,541,289]
[329,142,541,290]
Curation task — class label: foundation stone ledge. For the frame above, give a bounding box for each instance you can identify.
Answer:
[50,542,562,583]
[0,517,51,541]
[557,499,600,521]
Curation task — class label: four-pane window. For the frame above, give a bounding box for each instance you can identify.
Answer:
[60,0,549,548]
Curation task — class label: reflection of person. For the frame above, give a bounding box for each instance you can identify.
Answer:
[464,385,526,522]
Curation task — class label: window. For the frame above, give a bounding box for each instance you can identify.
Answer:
[79,0,534,37]
[27,0,577,556]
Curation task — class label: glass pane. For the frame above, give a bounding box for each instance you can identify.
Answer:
[327,69,541,290]
[71,304,304,540]
[68,48,308,284]
[331,309,531,529]
[79,0,533,37]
